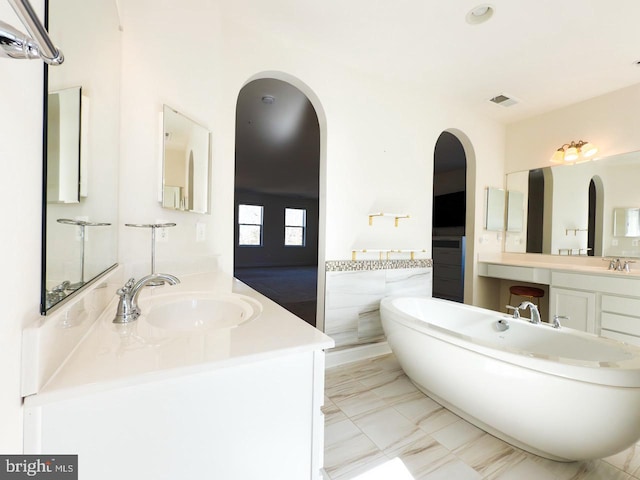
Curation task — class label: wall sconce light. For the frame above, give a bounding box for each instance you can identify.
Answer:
[550,140,598,164]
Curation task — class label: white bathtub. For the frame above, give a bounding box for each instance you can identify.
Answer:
[380,296,640,461]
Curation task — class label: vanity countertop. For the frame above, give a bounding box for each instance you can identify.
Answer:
[26,271,334,404]
[478,253,640,278]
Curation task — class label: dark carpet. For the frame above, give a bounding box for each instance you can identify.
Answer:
[234,266,318,326]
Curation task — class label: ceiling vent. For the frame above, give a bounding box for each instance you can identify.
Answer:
[489,94,518,107]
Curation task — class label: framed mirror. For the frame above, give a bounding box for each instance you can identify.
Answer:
[41,0,121,312]
[485,187,505,231]
[161,105,211,214]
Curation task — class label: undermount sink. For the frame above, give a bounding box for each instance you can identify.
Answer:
[142,293,262,331]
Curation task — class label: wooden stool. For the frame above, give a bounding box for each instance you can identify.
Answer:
[509,285,545,317]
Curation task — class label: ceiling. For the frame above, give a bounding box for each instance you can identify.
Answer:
[226,0,640,123]
[232,1,640,197]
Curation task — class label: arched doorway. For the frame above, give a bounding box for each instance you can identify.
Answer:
[432,131,467,303]
[233,77,321,327]
[588,176,604,256]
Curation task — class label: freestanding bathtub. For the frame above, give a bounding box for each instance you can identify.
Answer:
[380,296,640,461]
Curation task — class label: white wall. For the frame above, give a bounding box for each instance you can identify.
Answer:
[506,83,640,173]
[0,0,508,451]
[119,0,506,306]
[0,0,44,453]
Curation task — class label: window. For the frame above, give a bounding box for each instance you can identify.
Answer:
[285,208,306,246]
[238,204,264,246]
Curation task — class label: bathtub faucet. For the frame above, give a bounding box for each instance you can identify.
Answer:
[518,301,541,324]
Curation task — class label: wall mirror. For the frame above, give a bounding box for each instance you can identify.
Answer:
[506,190,524,232]
[505,150,640,258]
[41,0,121,313]
[47,86,82,204]
[485,187,505,231]
[614,208,640,238]
[162,105,211,214]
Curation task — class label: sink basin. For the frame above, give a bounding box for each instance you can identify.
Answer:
[142,294,262,331]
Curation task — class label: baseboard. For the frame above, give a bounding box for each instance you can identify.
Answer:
[325,341,391,368]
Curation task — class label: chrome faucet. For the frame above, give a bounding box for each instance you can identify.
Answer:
[518,301,541,324]
[552,314,568,329]
[506,305,521,319]
[113,273,180,324]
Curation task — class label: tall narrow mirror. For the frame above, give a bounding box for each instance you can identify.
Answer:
[42,0,121,312]
[162,105,211,214]
[47,86,81,204]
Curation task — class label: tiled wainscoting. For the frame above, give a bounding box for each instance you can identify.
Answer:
[323,354,640,480]
[324,260,432,348]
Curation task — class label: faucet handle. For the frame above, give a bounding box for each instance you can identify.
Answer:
[506,305,521,319]
[117,278,136,296]
[553,314,569,329]
[623,260,635,272]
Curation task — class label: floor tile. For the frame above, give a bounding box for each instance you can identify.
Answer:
[352,406,423,452]
[325,354,638,480]
[418,456,481,480]
[429,419,484,452]
[387,432,452,478]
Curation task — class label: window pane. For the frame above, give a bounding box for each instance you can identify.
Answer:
[285,208,306,227]
[239,204,263,225]
[285,226,304,246]
[239,225,262,245]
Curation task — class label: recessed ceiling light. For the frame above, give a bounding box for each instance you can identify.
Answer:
[261,95,275,104]
[466,4,494,25]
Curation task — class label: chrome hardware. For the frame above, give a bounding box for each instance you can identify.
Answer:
[45,280,71,308]
[506,305,521,319]
[605,258,635,272]
[552,315,568,329]
[0,0,64,65]
[113,273,180,324]
[496,319,510,331]
[518,301,541,324]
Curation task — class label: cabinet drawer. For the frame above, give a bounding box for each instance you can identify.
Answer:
[601,295,640,318]
[601,312,640,337]
[601,329,640,347]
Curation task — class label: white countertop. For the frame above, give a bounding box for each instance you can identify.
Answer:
[478,252,640,278]
[27,271,334,404]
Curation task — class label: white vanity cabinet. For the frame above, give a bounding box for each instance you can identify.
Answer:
[549,287,596,332]
[24,350,327,480]
[600,295,640,346]
[479,255,640,339]
[549,272,597,333]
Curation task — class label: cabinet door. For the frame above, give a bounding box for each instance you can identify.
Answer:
[549,287,596,333]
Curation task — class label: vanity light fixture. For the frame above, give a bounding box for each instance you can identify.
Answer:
[550,140,598,164]
[0,0,63,65]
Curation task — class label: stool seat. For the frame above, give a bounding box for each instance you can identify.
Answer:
[509,286,544,298]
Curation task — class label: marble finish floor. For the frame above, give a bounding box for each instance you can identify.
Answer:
[323,354,640,480]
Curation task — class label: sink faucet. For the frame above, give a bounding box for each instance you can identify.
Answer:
[518,301,541,324]
[113,273,180,324]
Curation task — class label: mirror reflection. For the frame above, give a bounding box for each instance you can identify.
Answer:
[47,87,81,204]
[42,0,121,312]
[485,187,505,231]
[162,106,211,214]
[505,150,640,258]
